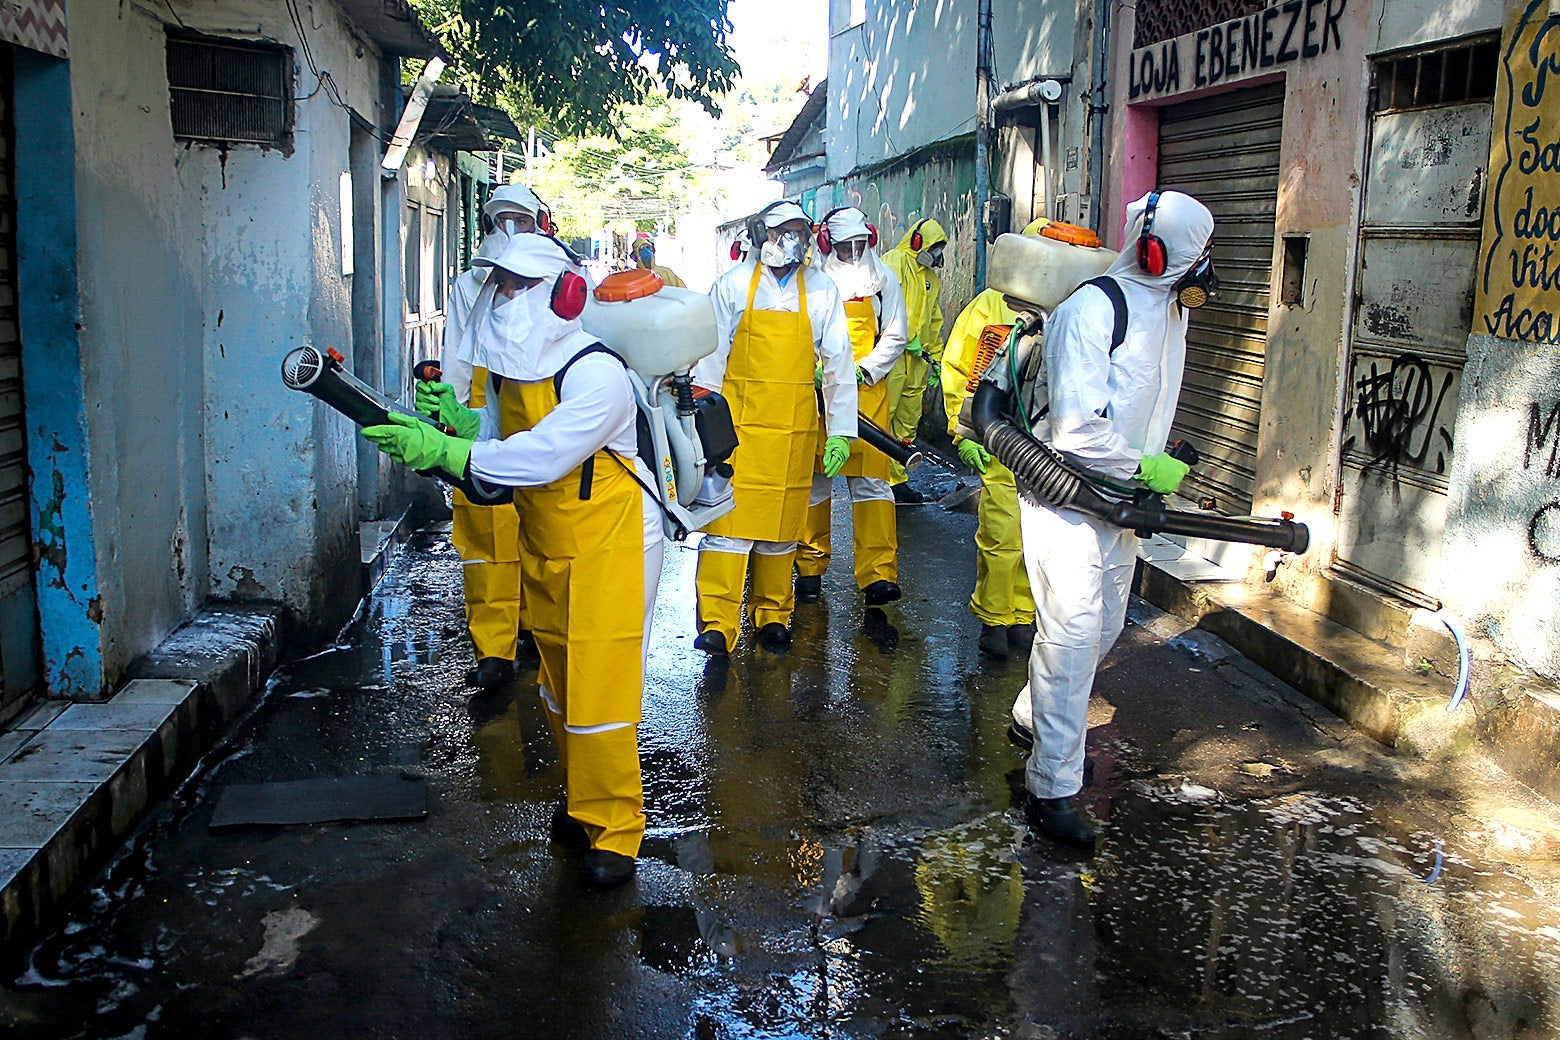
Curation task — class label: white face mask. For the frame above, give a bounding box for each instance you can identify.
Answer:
[760,230,808,268]
[487,288,534,344]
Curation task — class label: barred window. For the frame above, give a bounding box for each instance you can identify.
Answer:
[1372,38,1499,113]
[167,32,292,147]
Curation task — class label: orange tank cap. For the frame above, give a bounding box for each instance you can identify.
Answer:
[593,269,665,302]
[1038,222,1102,248]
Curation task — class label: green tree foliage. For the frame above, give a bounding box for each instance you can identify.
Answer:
[528,93,709,241]
[411,0,739,137]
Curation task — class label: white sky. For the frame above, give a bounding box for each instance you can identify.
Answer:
[725,0,830,82]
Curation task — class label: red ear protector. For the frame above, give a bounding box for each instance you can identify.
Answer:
[1137,191,1168,277]
[550,270,588,320]
[908,218,930,252]
[815,207,879,254]
[537,205,555,236]
[729,237,747,261]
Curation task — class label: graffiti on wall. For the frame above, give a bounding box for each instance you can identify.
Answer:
[1476,0,1560,345]
[1341,353,1455,476]
[1526,397,1560,563]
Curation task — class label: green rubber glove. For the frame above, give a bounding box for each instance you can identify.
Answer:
[822,435,851,478]
[856,366,867,384]
[415,380,481,440]
[904,337,924,357]
[957,439,991,474]
[364,411,473,476]
[926,363,942,390]
[1137,452,1191,494]
[814,364,823,388]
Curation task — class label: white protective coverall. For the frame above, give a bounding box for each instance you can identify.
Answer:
[1013,191,1214,800]
[798,207,908,586]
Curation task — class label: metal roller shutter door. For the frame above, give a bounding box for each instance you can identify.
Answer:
[1157,83,1282,515]
[0,44,40,711]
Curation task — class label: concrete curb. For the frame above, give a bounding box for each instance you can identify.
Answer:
[0,606,280,948]
[1133,561,1471,753]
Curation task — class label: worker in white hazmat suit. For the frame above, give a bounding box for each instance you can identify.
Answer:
[1013,190,1215,848]
[693,200,858,654]
[432,184,548,688]
[372,233,664,889]
[795,206,908,604]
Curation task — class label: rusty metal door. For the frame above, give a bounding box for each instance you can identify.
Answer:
[1334,45,1495,605]
[0,44,41,713]
[1157,83,1283,515]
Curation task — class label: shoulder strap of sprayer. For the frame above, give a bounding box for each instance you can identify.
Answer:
[554,343,687,539]
[1080,276,1129,353]
[1008,276,1129,431]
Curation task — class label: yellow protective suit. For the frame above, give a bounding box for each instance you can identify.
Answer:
[697,265,819,646]
[498,375,647,859]
[941,288,1035,627]
[882,219,947,485]
[797,297,897,587]
[648,263,686,289]
[453,367,526,660]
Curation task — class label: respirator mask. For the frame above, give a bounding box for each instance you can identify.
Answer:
[1172,245,1219,309]
[760,229,810,268]
[916,244,945,268]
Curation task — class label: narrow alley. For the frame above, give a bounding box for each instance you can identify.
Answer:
[3,481,1556,1039]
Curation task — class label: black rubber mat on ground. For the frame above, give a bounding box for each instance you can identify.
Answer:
[209,775,428,829]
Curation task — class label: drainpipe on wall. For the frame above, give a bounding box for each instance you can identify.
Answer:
[975,0,994,289]
[1087,0,1111,233]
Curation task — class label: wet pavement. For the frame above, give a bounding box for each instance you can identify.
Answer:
[3,479,1559,1039]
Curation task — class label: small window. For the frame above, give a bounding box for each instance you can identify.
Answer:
[167,32,292,146]
[429,210,446,313]
[1372,38,1499,113]
[404,205,422,314]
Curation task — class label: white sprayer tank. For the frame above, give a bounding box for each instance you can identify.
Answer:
[581,270,717,378]
[987,223,1116,312]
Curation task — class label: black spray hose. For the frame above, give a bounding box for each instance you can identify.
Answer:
[969,383,1308,553]
[815,388,923,471]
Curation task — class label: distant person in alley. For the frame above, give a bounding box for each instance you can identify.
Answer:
[693,200,857,655]
[881,217,948,503]
[366,233,663,890]
[434,184,549,690]
[795,206,908,608]
[632,233,686,288]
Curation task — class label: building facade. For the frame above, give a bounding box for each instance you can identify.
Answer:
[1101,0,1558,685]
[1,0,489,711]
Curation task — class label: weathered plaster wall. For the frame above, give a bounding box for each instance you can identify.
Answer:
[68,0,395,677]
[1443,338,1559,680]
[68,0,209,685]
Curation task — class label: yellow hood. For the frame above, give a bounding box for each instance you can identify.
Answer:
[893,218,948,253]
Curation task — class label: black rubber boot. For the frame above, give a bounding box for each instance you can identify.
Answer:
[892,483,927,505]
[1007,719,1034,750]
[692,630,728,657]
[862,580,902,606]
[466,657,514,689]
[580,849,637,889]
[795,574,823,603]
[1025,794,1096,849]
[757,622,792,652]
[550,805,588,851]
[978,625,1010,658]
[1007,623,1036,650]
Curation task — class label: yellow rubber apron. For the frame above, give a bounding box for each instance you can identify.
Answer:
[827,297,892,481]
[452,366,525,659]
[703,264,818,543]
[497,374,646,856]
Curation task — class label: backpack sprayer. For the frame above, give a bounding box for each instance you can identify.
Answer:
[281,345,513,505]
[960,231,1309,554]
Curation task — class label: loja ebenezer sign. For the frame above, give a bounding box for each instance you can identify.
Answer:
[1128,0,1347,101]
